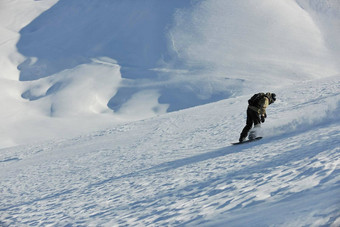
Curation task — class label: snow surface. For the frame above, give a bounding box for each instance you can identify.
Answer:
[1,75,339,226]
[0,0,340,226]
[1,0,340,148]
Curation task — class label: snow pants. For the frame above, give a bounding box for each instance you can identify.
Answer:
[240,107,261,139]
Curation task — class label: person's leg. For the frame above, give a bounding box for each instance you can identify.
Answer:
[249,111,261,140]
[239,108,254,141]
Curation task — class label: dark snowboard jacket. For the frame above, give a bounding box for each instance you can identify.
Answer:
[248,93,274,116]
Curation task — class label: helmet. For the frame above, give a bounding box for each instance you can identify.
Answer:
[271,93,276,102]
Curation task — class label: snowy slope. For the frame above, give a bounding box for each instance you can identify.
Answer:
[1,0,340,226]
[1,0,340,148]
[1,75,339,226]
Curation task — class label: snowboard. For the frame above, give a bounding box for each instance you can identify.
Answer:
[232,137,263,145]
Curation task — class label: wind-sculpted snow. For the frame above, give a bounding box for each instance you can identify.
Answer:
[15,0,340,114]
[16,0,191,81]
[1,0,340,147]
[0,75,339,226]
[16,0,204,114]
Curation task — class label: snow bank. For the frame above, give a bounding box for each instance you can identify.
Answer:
[21,57,121,117]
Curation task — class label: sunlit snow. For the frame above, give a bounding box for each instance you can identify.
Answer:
[0,0,339,226]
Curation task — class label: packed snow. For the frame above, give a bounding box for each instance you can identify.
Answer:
[0,0,339,226]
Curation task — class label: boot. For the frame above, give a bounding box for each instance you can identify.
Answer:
[239,135,246,142]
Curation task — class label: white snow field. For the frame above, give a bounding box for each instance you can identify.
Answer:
[1,75,339,226]
[1,0,340,226]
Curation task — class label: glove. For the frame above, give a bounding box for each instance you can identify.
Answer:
[261,115,265,123]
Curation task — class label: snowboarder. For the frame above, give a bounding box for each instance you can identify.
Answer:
[239,92,276,142]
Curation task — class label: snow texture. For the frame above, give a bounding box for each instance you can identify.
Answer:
[0,0,339,226]
[1,75,339,226]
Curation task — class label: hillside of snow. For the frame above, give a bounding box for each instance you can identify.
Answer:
[1,74,339,226]
[1,0,340,148]
[0,0,340,226]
